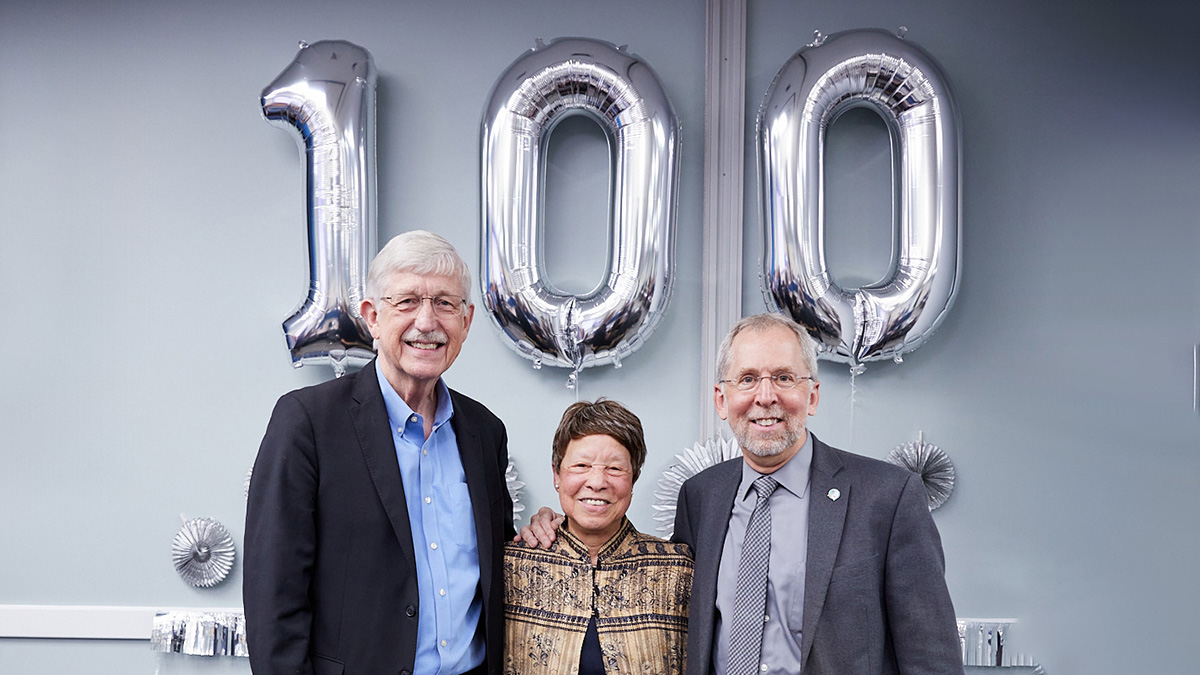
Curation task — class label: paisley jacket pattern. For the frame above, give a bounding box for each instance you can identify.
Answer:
[504,518,693,675]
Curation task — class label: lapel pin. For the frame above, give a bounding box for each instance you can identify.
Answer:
[827,488,841,501]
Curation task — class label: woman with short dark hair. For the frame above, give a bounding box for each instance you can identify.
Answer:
[503,399,693,675]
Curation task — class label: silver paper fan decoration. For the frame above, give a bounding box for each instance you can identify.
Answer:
[244,464,254,499]
[172,517,236,588]
[886,432,955,510]
[506,460,526,522]
[652,436,742,536]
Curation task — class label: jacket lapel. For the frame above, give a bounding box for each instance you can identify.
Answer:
[800,436,848,669]
[692,458,741,675]
[349,361,417,576]
[698,459,741,588]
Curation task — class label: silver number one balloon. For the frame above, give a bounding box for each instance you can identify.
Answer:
[261,40,378,377]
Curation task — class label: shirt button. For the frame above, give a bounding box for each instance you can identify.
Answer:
[440,588,447,596]
[441,640,448,647]
[425,497,432,504]
[430,542,438,550]
[422,449,428,455]
[410,415,418,423]
[760,665,768,672]
[763,614,770,622]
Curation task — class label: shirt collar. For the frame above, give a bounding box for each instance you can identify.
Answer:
[738,432,814,501]
[374,359,455,431]
[555,517,635,564]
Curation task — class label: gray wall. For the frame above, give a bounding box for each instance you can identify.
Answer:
[0,1,1195,674]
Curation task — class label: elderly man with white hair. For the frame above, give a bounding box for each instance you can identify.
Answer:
[246,230,513,675]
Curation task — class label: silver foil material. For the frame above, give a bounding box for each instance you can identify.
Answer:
[480,37,680,376]
[886,433,955,510]
[171,517,235,588]
[758,28,961,370]
[262,40,379,377]
[151,611,248,657]
[651,436,742,536]
[505,460,526,522]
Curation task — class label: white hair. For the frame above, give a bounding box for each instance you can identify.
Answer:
[365,230,471,299]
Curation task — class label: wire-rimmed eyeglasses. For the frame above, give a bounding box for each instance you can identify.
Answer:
[718,373,815,391]
[379,294,466,316]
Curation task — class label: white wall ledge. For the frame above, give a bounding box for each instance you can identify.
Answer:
[0,605,242,640]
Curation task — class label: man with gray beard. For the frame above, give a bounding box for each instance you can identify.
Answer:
[672,313,962,675]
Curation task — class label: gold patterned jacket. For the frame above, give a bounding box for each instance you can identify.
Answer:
[503,517,694,675]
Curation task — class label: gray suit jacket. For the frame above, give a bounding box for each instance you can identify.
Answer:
[673,434,962,675]
[244,360,515,675]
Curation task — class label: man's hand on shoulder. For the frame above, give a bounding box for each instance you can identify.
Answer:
[514,506,563,548]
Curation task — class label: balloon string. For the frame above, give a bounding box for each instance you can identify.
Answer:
[848,367,858,452]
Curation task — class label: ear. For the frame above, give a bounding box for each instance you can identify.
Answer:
[361,298,382,339]
[461,302,475,334]
[713,382,729,421]
[807,379,820,416]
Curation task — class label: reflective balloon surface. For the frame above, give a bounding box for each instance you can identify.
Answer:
[759,29,961,368]
[262,40,377,376]
[481,37,680,371]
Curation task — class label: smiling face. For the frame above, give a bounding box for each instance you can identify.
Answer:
[360,270,474,404]
[553,434,635,552]
[715,324,820,473]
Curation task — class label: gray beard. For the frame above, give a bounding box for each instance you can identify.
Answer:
[733,425,802,458]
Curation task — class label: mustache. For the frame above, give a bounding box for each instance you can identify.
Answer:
[748,405,785,418]
[402,329,448,343]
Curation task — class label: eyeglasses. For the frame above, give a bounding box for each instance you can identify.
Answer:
[719,373,815,391]
[561,462,633,478]
[379,294,466,316]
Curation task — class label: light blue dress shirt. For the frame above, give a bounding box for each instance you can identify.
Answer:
[714,433,813,675]
[376,361,484,675]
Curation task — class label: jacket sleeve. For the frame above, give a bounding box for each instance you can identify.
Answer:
[671,480,695,548]
[886,472,965,675]
[498,422,517,541]
[244,393,319,675]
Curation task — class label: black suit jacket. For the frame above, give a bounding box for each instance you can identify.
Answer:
[673,434,962,675]
[244,361,515,675]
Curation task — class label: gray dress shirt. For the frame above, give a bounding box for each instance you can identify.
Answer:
[714,434,813,675]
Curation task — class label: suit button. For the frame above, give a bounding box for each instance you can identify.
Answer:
[405,605,416,617]
[401,671,411,675]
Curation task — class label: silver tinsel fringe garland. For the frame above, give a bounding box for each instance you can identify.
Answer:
[150,611,248,657]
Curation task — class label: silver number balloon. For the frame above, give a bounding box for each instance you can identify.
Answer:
[262,40,377,376]
[481,37,680,375]
[759,29,961,369]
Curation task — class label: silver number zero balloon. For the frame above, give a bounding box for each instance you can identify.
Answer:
[480,37,680,373]
[759,29,962,368]
[262,40,378,377]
